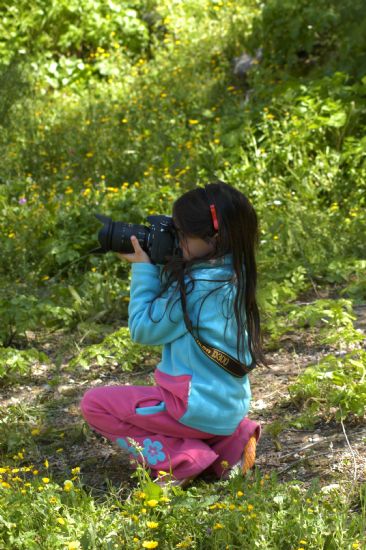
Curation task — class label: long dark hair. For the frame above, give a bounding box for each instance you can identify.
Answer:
[148,180,267,368]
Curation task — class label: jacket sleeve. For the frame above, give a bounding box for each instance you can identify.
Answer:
[128,263,188,345]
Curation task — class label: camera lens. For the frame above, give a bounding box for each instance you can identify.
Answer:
[95,214,149,253]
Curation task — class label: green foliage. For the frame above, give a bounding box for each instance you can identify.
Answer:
[0,347,49,385]
[0,291,74,347]
[289,350,366,424]
[263,297,365,351]
[0,0,153,62]
[0,463,365,549]
[250,0,366,76]
[69,326,159,371]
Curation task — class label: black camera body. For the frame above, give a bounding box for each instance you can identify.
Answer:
[95,213,182,265]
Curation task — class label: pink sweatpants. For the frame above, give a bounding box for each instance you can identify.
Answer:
[80,384,260,480]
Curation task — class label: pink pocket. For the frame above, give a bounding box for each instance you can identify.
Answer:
[154,370,192,421]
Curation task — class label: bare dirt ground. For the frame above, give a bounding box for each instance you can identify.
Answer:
[1,304,365,496]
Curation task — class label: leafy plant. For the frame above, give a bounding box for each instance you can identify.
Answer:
[289,350,366,423]
[0,347,49,385]
[69,326,160,371]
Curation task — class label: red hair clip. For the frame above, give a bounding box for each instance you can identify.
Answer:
[210,204,219,231]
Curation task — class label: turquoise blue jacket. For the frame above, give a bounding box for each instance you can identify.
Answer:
[128,254,253,435]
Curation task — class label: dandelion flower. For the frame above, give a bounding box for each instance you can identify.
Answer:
[68,542,81,550]
[142,542,158,549]
[63,480,74,492]
[42,477,50,484]
[147,499,159,507]
[57,517,66,525]
[146,521,159,529]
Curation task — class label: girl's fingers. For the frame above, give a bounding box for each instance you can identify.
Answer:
[117,236,151,263]
[130,235,139,250]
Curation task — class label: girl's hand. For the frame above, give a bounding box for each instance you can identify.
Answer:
[117,236,152,264]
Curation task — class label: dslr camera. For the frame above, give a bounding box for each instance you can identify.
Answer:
[95,213,182,265]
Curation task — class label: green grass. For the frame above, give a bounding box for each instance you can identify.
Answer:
[1,460,365,549]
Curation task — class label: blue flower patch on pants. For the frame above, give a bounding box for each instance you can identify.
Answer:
[142,438,166,465]
[116,437,166,465]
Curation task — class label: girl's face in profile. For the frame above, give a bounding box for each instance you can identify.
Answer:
[174,220,217,261]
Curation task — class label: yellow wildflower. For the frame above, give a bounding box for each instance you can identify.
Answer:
[146,521,159,529]
[142,542,158,549]
[63,480,74,492]
[188,119,199,125]
[31,428,40,436]
[68,542,81,550]
[57,517,66,525]
[44,459,49,468]
[42,477,50,484]
[71,467,80,475]
[213,523,224,529]
[237,491,244,497]
[247,504,254,511]
[147,499,159,507]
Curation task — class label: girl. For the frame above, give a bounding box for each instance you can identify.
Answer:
[80,180,265,486]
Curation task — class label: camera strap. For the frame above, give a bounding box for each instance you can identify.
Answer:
[179,287,256,378]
